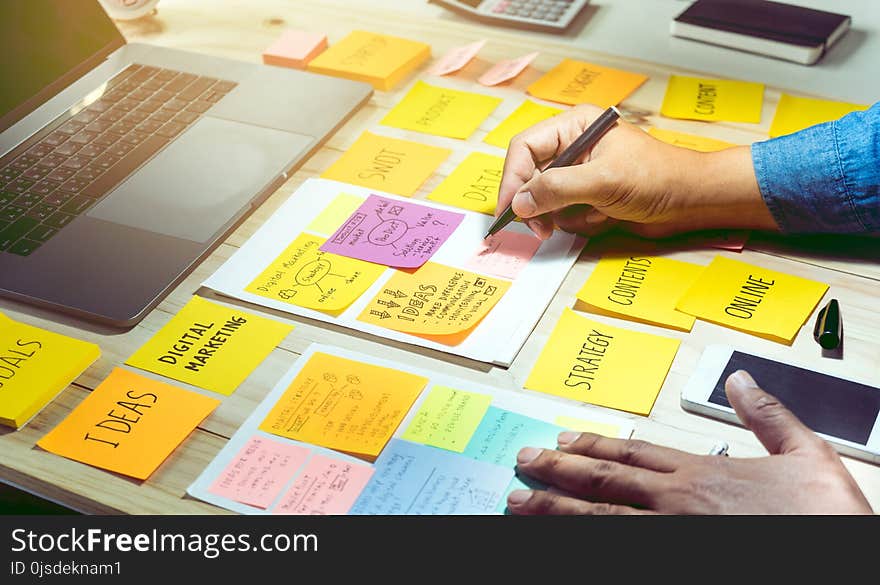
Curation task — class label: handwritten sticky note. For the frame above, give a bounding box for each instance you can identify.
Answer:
[208,436,310,509]
[576,255,704,331]
[554,415,622,438]
[306,30,430,91]
[427,40,486,76]
[259,352,427,457]
[478,51,539,86]
[675,256,828,344]
[321,131,451,197]
[402,385,492,452]
[262,30,328,70]
[0,312,100,429]
[37,368,219,479]
[524,309,680,415]
[661,75,764,123]
[381,81,502,140]
[126,296,292,396]
[306,193,365,236]
[483,99,564,149]
[246,233,385,314]
[349,439,513,514]
[647,128,735,152]
[464,231,541,280]
[272,454,374,515]
[319,194,464,269]
[358,263,511,342]
[427,152,504,215]
[769,94,869,137]
[526,59,647,107]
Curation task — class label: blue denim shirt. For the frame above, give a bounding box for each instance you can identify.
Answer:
[751,102,879,234]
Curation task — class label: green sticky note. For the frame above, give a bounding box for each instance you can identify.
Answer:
[402,385,492,452]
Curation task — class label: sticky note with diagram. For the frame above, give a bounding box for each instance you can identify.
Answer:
[427,151,505,215]
[769,94,869,137]
[484,99,564,149]
[675,256,828,344]
[526,58,648,107]
[661,75,764,123]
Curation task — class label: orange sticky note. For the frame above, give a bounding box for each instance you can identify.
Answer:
[262,30,328,69]
[427,40,486,76]
[478,51,539,86]
[37,368,220,480]
[527,58,648,107]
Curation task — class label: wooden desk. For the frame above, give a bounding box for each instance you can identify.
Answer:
[2,0,878,514]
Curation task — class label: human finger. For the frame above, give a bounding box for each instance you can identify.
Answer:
[505,489,651,515]
[556,432,695,472]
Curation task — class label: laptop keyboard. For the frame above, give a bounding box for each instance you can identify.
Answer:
[0,64,238,256]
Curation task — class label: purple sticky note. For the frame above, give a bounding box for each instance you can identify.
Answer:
[319,194,464,268]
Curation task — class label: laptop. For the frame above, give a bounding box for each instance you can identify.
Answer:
[0,0,373,327]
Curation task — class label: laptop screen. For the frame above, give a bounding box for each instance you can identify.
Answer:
[0,0,124,132]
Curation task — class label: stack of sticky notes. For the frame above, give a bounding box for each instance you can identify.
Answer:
[0,313,100,429]
[307,30,430,91]
[262,29,328,70]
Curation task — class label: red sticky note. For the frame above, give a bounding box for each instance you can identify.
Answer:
[262,30,328,70]
[478,51,539,86]
[464,231,541,280]
[427,40,486,76]
[271,454,374,515]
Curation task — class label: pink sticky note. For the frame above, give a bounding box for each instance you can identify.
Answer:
[320,194,464,268]
[208,436,310,509]
[464,231,541,279]
[478,51,539,86]
[262,30,328,70]
[427,40,487,76]
[271,454,374,515]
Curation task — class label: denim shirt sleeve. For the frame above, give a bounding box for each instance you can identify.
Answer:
[751,102,880,234]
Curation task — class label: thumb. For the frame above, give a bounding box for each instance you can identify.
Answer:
[725,370,821,455]
[511,164,606,219]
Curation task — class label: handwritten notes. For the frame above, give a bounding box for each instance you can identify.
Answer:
[349,439,513,514]
[258,352,427,457]
[306,30,430,90]
[320,131,451,196]
[246,233,385,314]
[478,51,539,86]
[358,263,511,343]
[675,256,828,344]
[464,231,541,280]
[769,94,869,137]
[483,99,564,149]
[576,255,703,331]
[527,59,647,107]
[427,151,504,215]
[272,454,374,515]
[305,193,364,236]
[37,368,219,479]
[126,296,292,396]
[525,309,679,415]
[0,312,100,429]
[661,75,764,123]
[319,195,464,268]
[208,436,310,509]
[381,81,502,140]
[647,128,735,152]
[427,40,486,76]
[402,385,492,452]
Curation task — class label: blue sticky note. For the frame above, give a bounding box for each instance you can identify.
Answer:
[349,439,513,515]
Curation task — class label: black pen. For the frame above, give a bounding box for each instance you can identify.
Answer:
[813,298,843,350]
[485,105,621,239]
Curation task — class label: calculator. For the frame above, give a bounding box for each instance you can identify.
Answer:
[429,0,591,32]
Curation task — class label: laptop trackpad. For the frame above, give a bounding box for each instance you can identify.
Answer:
[87,116,315,243]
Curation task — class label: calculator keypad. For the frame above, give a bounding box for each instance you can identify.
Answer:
[491,0,574,22]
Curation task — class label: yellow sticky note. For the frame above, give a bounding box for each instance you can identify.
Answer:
[126,296,293,396]
[769,94,869,137]
[675,256,828,344]
[647,128,735,152]
[259,352,427,458]
[402,385,492,452]
[483,100,564,149]
[381,81,502,140]
[661,75,764,123]
[37,368,219,479]
[427,152,504,215]
[246,233,385,315]
[321,131,451,196]
[554,415,622,439]
[526,58,648,107]
[525,309,679,415]
[306,30,430,91]
[357,262,511,344]
[576,255,704,331]
[306,193,365,236]
[0,313,100,429]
